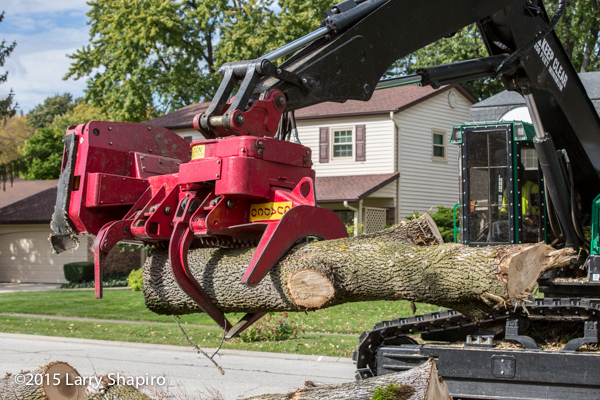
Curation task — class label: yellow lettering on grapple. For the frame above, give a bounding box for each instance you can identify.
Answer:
[249,202,292,222]
[191,145,205,160]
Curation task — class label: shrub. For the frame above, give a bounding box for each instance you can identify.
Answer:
[370,383,415,400]
[127,269,143,291]
[63,262,94,283]
[240,313,302,342]
[60,274,128,289]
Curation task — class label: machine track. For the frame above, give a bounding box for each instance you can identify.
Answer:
[354,297,600,379]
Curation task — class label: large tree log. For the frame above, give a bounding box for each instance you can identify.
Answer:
[143,215,573,321]
[241,359,450,400]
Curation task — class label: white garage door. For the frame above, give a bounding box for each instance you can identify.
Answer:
[0,225,88,283]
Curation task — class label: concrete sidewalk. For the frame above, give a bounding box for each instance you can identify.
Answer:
[0,282,60,293]
[0,333,355,399]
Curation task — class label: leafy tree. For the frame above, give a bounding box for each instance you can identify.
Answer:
[0,114,35,165]
[385,25,504,100]
[19,103,107,180]
[67,0,599,117]
[20,127,64,180]
[51,103,109,133]
[546,0,600,72]
[216,0,336,64]
[65,0,229,122]
[27,93,76,129]
[0,11,17,122]
[386,1,600,99]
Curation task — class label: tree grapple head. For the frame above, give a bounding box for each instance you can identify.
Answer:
[51,120,347,338]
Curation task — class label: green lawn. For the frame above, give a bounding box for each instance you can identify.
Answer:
[0,290,441,334]
[0,316,359,358]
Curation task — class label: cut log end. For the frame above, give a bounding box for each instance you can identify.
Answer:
[42,362,85,400]
[287,269,334,309]
[503,243,574,300]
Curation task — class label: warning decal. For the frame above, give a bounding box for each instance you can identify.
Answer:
[534,38,568,92]
[250,202,292,222]
[192,145,206,160]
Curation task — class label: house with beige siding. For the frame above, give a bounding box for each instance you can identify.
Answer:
[0,180,144,283]
[0,179,88,283]
[148,84,476,233]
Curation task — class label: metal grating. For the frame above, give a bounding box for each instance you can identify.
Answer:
[364,207,386,233]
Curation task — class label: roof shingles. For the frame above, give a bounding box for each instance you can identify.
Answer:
[147,84,476,129]
[315,173,399,203]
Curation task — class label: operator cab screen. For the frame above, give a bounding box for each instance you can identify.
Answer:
[461,125,543,246]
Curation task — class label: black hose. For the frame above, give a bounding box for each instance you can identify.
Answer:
[563,151,587,242]
[545,179,564,244]
[495,0,567,76]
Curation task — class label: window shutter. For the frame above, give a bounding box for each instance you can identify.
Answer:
[319,127,329,163]
[355,124,366,161]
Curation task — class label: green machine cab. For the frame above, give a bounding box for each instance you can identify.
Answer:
[451,121,546,247]
[451,121,600,295]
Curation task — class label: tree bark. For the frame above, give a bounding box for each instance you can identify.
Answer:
[0,362,85,400]
[240,359,449,400]
[143,215,573,321]
[0,362,150,400]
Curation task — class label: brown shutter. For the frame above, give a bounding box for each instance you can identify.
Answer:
[319,127,329,163]
[355,124,366,161]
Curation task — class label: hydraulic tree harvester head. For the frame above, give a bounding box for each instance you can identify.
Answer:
[50,89,348,337]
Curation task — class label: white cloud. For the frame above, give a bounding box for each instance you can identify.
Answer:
[0,3,91,112]
[5,47,88,110]
[3,0,89,17]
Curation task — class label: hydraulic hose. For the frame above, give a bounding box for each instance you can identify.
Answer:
[495,0,567,76]
[563,150,587,243]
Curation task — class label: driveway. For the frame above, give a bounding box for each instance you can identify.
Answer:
[0,333,355,399]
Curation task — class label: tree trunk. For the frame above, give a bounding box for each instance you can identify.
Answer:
[143,215,573,321]
[0,362,150,400]
[240,359,449,400]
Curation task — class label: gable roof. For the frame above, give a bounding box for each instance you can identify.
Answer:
[147,84,477,130]
[315,173,399,203]
[473,71,600,108]
[295,84,476,120]
[0,187,57,224]
[0,179,58,209]
[471,90,526,108]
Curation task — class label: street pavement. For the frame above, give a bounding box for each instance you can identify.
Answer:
[0,333,355,399]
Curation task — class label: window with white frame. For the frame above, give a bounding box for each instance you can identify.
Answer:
[332,127,354,159]
[432,131,446,161]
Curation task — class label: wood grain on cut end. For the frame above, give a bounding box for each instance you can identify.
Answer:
[43,362,84,400]
[424,361,452,400]
[287,269,334,309]
[506,243,548,299]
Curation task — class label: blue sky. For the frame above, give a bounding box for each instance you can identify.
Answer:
[0,0,91,113]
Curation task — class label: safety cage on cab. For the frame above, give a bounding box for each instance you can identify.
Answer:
[451,122,547,247]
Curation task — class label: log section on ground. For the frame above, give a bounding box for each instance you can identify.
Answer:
[143,215,574,321]
[0,362,150,400]
[241,358,450,400]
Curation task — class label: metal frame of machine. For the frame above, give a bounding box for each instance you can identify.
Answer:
[50,0,600,396]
